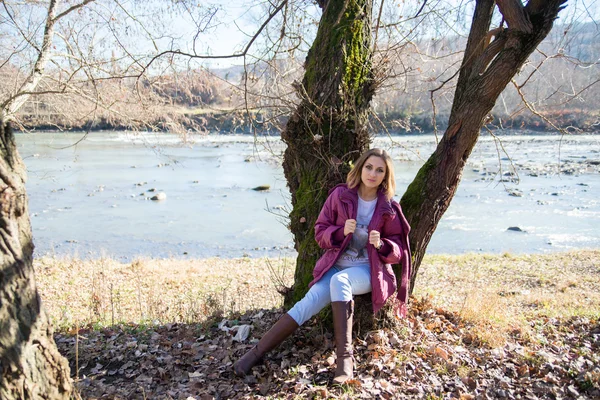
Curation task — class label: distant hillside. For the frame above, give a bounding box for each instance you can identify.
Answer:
[9,22,600,134]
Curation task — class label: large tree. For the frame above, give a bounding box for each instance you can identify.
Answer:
[281,0,375,305]
[1,1,77,396]
[283,0,567,308]
[1,122,73,398]
[0,0,215,395]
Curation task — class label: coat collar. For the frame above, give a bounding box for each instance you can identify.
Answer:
[337,183,395,217]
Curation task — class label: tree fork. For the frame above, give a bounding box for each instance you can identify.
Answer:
[282,0,375,307]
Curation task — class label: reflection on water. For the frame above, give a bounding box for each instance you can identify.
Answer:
[16,131,600,260]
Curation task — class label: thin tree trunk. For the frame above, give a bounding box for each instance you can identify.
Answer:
[283,0,375,306]
[1,0,58,118]
[0,122,73,399]
[401,0,567,292]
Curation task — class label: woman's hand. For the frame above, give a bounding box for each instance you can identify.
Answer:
[344,219,357,236]
[369,230,382,249]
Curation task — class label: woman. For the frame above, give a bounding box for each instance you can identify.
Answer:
[234,148,411,383]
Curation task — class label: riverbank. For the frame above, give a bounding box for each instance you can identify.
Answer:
[17,108,600,134]
[39,251,600,398]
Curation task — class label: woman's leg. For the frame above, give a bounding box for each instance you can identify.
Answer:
[287,266,339,326]
[329,264,372,302]
[329,264,372,383]
[234,266,338,377]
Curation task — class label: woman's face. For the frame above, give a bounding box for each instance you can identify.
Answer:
[361,155,386,190]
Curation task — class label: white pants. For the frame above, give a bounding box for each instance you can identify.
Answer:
[287,264,372,326]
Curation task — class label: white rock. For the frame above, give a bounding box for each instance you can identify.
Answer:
[151,192,166,201]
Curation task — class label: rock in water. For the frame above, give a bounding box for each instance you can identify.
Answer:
[507,226,526,232]
[252,185,270,191]
[151,192,167,201]
[508,189,523,197]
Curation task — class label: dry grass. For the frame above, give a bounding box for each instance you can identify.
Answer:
[34,255,295,331]
[35,250,600,340]
[415,250,600,346]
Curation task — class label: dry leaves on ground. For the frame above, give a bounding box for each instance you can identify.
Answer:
[56,297,600,399]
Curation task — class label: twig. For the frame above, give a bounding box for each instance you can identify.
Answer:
[511,79,572,176]
[266,258,290,296]
[373,0,385,52]
[484,125,520,189]
[75,323,80,380]
[138,1,288,75]
[430,91,439,144]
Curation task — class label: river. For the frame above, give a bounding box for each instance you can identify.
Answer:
[15,130,600,260]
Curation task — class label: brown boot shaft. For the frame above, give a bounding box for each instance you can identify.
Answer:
[332,300,354,384]
[234,313,298,377]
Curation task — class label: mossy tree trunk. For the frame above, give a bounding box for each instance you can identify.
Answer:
[400,0,566,292]
[282,0,375,306]
[0,122,73,399]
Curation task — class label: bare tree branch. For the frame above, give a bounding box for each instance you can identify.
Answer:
[2,1,41,52]
[53,0,97,22]
[2,0,59,120]
[469,33,508,78]
[414,0,428,18]
[138,0,288,76]
[511,79,574,134]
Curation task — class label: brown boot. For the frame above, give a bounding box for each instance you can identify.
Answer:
[233,313,299,377]
[332,300,354,384]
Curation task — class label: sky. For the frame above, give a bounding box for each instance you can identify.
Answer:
[168,0,600,69]
[2,0,598,72]
[163,0,319,69]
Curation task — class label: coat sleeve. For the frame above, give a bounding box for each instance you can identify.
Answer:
[376,202,406,264]
[314,189,346,249]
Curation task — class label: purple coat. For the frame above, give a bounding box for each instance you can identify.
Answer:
[310,184,412,317]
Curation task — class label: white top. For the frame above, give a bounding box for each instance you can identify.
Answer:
[336,196,377,269]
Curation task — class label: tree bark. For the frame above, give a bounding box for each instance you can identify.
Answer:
[401,0,567,292]
[497,0,533,32]
[0,122,73,399]
[283,0,375,306]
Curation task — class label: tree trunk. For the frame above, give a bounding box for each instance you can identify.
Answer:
[401,0,566,292]
[283,0,375,306]
[0,122,73,399]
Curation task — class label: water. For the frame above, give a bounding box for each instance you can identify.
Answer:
[16,131,600,260]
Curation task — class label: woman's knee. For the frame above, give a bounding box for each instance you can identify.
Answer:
[330,272,352,301]
[330,271,350,289]
[289,285,330,324]
[304,287,324,305]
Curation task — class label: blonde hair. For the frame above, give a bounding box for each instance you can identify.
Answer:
[346,148,396,200]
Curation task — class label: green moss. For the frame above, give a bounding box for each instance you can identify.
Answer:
[341,0,371,106]
[286,167,328,307]
[288,237,321,305]
[290,167,322,227]
[285,0,373,307]
[400,152,438,227]
[302,0,345,92]
[303,0,371,107]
